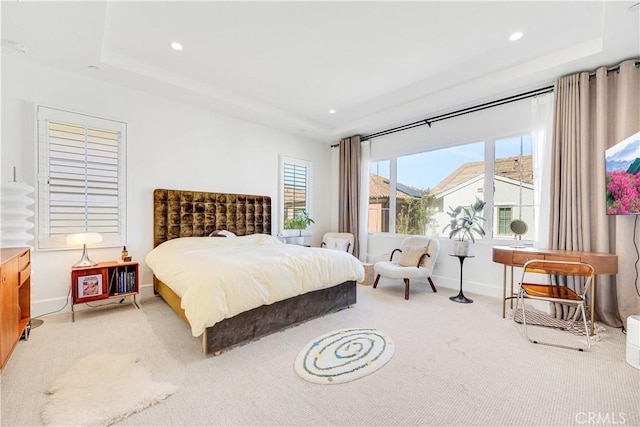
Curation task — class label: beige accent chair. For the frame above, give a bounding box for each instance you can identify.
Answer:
[320,232,354,255]
[373,237,439,300]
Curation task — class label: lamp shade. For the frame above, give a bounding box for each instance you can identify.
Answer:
[0,181,35,248]
[66,232,103,246]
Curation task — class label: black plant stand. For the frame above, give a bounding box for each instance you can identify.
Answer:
[449,254,474,304]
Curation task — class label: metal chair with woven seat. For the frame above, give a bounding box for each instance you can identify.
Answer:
[514,259,594,351]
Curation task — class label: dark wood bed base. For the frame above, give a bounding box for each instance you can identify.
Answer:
[152,189,357,356]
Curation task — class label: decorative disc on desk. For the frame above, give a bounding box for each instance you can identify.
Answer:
[294,328,394,384]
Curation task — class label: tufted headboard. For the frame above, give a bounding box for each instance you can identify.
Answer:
[153,189,272,248]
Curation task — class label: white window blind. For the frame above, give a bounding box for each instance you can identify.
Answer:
[37,106,127,250]
[283,162,308,219]
[279,155,311,230]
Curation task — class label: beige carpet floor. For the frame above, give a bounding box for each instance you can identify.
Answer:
[1,279,638,426]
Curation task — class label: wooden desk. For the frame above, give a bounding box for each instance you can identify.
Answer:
[492,246,617,335]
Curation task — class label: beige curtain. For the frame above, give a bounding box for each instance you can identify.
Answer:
[339,135,361,258]
[550,59,640,327]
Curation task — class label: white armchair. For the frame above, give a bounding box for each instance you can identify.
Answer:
[320,232,354,255]
[373,237,439,300]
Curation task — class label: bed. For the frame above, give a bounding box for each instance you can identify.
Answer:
[148,189,363,356]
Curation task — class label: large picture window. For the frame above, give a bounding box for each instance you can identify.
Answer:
[368,134,535,241]
[412,141,485,237]
[36,106,127,250]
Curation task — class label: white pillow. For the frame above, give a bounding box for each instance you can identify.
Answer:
[325,237,350,252]
[398,245,428,267]
[209,230,237,238]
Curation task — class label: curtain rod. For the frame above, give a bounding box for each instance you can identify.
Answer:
[588,60,640,77]
[331,85,554,147]
[341,85,555,144]
[332,60,639,147]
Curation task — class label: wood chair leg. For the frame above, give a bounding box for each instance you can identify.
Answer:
[373,274,381,288]
[428,277,437,293]
[404,278,410,300]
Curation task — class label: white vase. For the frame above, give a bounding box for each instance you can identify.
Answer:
[453,240,470,256]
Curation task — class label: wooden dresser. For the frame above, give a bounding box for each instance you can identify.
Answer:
[0,247,31,371]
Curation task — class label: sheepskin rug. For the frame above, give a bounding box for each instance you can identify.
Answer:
[42,353,177,426]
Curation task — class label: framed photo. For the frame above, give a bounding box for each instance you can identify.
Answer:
[77,274,103,298]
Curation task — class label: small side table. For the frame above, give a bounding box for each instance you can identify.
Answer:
[359,263,375,286]
[449,254,474,304]
[71,261,140,321]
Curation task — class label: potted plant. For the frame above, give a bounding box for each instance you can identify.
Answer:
[442,197,486,256]
[284,210,314,244]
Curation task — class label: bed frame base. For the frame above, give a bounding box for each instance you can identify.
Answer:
[154,278,357,356]
[204,280,356,355]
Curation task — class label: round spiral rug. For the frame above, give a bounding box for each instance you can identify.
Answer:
[294,328,395,384]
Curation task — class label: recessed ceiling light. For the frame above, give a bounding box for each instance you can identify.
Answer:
[88,65,100,71]
[170,42,183,51]
[509,32,524,41]
[328,109,336,114]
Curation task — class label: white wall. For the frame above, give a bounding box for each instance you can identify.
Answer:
[1,55,334,317]
[356,99,535,298]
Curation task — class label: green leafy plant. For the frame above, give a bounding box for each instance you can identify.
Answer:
[396,189,438,235]
[442,197,486,242]
[284,210,314,232]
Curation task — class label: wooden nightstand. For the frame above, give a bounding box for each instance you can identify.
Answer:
[71,261,140,321]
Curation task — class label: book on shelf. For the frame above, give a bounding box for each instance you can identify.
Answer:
[127,271,136,292]
[109,270,117,295]
[104,266,137,296]
[77,275,102,298]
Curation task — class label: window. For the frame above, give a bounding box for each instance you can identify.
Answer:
[369,134,536,240]
[399,144,485,236]
[493,135,534,240]
[497,207,513,235]
[279,155,311,230]
[368,160,391,232]
[379,141,485,237]
[36,106,127,250]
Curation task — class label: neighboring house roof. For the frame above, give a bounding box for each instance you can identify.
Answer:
[369,174,422,199]
[430,155,533,197]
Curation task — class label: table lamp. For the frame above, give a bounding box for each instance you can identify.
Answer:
[67,232,102,267]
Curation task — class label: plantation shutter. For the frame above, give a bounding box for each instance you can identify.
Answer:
[37,106,127,249]
[283,162,308,220]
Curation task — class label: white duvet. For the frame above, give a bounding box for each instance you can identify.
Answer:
[145,234,364,337]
